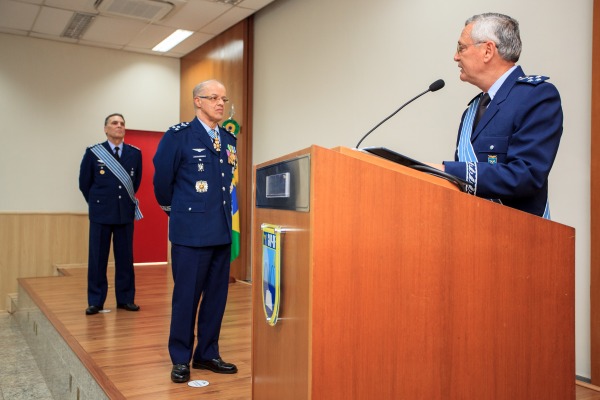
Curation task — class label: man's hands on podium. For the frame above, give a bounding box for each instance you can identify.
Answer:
[423,162,445,171]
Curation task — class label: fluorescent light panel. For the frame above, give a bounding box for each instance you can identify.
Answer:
[62,13,96,39]
[152,29,193,52]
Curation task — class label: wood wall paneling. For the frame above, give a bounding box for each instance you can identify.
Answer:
[179,18,253,281]
[0,213,89,310]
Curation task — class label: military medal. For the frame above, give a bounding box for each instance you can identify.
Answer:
[488,155,497,165]
[195,180,208,193]
[198,163,204,172]
[213,136,221,152]
[226,144,237,167]
[100,170,105,175]
[208,128,221,152]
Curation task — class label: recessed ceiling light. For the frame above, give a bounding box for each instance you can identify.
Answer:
[152,29,193,52]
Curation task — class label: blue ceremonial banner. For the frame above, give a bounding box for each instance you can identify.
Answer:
[261,223,281,326]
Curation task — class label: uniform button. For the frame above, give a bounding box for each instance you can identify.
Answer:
[96,200,100,203]
[220,159,223,164]
[188,207,192,211]
[222,187,225,191]
[490,145,494,150]
[119,196,122,199]
[119,185,122,189]
[223,201,226,205]
[221,173,224,177]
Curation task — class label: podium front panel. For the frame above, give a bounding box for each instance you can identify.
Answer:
[252,145,575,400]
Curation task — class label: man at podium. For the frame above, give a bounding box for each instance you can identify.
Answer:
[430,13,563,219]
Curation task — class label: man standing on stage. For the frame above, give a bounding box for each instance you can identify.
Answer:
[153,79,238,383]
[79,113,143,315]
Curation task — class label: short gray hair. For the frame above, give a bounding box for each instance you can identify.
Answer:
[466,13,521,63]
[104,113,125,126]
[192,79,224,98]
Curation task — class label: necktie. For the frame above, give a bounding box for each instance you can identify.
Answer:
[473,93,491,132]
[114,146,120,160]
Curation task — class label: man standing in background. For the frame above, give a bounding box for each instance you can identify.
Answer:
[79,113,143,315]
[153,80,238,383]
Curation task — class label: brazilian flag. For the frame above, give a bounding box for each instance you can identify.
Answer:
[231,166,240,262]
[225,118,241,262]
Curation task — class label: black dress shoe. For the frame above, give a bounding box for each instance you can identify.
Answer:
[117,303,140,311]
[85,305,102,315]
[171,364,190,383]
[192,358,238,374]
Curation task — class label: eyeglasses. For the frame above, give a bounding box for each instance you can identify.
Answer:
[197,95,229,103]
[456,41,486,54]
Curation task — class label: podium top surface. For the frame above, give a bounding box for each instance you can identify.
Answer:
[360,146,468,192]
[331,146,462,192]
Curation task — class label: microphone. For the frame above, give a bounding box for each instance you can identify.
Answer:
[428,79,445,92]
[355,79,445,148]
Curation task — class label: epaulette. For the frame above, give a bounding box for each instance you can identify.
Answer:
[127,143,141,151]
[167,121,191,132]
[87,142,103,149]
[517,75,549,85]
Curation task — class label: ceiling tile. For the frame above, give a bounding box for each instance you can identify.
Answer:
[157,0,231,31]
[168,31,215,55]
[77,38,123,50]
[119,46,158,56]
[0,26,27,35]
[202,6,254,35]
[0,0,39,31]
[128,24,178,48]
[43,0,97,14]
[32,6,73,36]
[0,0,278,58]
[238,0,276,11]
[123,30,213,58]
[30,31,77,44]
[83,15,149,46]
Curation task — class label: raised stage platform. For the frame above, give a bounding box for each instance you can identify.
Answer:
[15,265,251,399]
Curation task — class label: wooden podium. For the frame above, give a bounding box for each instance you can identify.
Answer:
[252,145,575,400]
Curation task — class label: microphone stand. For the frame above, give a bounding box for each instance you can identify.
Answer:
[355,88,431,149]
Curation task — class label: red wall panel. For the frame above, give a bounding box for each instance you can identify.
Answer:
[126,129,168,263]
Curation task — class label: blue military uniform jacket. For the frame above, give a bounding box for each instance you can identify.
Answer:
[444,66,563,217]
[153,117,237,247]
[79,141,142,224]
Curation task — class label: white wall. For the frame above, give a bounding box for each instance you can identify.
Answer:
[0,33,180,212]
[253,0,593,378]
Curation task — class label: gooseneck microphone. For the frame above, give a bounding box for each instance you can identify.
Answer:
[355,79,445,148]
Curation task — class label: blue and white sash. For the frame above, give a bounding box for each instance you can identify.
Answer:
[90,144,143,220]
[457,97,481,196]
[457,97,550,219]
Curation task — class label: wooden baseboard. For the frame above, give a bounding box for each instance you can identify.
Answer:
[577,380,600,392]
